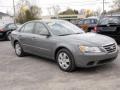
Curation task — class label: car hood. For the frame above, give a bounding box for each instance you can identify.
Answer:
[59,33,115,46]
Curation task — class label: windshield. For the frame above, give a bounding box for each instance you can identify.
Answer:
[47,20,84,36]
[99,16,120,25]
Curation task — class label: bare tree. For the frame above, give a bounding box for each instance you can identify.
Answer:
[113,0,120,10]
[47,7,52,16]
[94,8,102,16]
[16,0,42,24]
[52,5,61,18]
[30,5,42,18]
[59,8,78,15]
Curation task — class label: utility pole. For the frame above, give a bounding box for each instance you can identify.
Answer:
[13,0,16,24]
[103,0,105,13]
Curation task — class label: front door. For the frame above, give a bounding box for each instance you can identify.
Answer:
[31,22,55,58]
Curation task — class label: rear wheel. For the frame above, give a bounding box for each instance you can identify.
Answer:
[56,49,76,72]
[15,42,25,57]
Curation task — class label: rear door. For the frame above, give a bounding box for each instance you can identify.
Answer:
[19,22,35,53]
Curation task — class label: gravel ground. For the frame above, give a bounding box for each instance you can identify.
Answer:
[0,41,120,90]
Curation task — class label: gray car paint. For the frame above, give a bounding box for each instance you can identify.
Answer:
[11,20,119,67]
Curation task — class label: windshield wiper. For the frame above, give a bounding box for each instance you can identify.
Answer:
[74,32,83,34]
[58,33,83,36]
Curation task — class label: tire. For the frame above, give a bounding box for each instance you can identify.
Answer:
[14,42,25,57]
[87,28,91,32]
[56,49,76,72]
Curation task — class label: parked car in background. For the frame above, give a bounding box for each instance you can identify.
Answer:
[0,23,17,40]
[93,16,120,43]
[78,17,98,32]
[11,20,118,72]
[70,19,80,26]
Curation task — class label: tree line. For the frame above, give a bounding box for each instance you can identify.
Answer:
[15,0,119,24]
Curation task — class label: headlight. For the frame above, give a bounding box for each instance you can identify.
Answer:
[79,45,101,53]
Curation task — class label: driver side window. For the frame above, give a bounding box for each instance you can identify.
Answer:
[34,23,49,35]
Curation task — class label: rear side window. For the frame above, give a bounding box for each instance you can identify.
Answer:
[20,23,35,33]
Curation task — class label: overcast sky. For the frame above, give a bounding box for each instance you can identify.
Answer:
[0,0,114,16]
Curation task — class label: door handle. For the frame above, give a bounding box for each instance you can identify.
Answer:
[19,35,22,37]
[32,37,35,38]
[32,37,37,40]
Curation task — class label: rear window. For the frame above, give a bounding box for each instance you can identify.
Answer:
[99,16,120,25]
[0,24,5,29]
[84,19,97,24]
[84,19,91,24]
[78,20,83,24]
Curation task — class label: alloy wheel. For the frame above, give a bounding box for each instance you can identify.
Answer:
[58,52,70,70]
[15,43,22,56]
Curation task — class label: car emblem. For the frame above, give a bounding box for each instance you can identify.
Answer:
[110,46,114,49]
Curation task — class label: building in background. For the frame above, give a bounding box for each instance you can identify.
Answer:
[0,12,14,26]
[41,14,85,26]
[108,12,120,16]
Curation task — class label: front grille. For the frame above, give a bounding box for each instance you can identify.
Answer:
[103,43,116,53]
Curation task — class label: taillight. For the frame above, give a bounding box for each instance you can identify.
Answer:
[93,27,97,32]
[0,29,4,32]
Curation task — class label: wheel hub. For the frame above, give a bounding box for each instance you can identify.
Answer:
[58,52,70,69]
[15,44,21,55]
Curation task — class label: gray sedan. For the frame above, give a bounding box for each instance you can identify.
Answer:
[11,20,119,72]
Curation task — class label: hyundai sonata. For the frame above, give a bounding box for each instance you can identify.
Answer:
[11,20,119,72]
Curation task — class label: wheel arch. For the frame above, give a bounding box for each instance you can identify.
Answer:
[54,46,73,60]
[13,40,19,48]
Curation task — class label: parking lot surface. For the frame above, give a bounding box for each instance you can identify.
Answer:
[0,41,120,90]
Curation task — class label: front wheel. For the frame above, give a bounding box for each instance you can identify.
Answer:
[56,49,76,72]
[15,42,25,57]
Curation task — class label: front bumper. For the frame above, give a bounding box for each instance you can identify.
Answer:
[74,49,119,68]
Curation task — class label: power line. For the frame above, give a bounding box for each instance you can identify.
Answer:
[0,0,111,8]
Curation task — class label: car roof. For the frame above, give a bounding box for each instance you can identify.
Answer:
[100,16,120,18]
[84,18,98,20]
[26,19,67,24]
